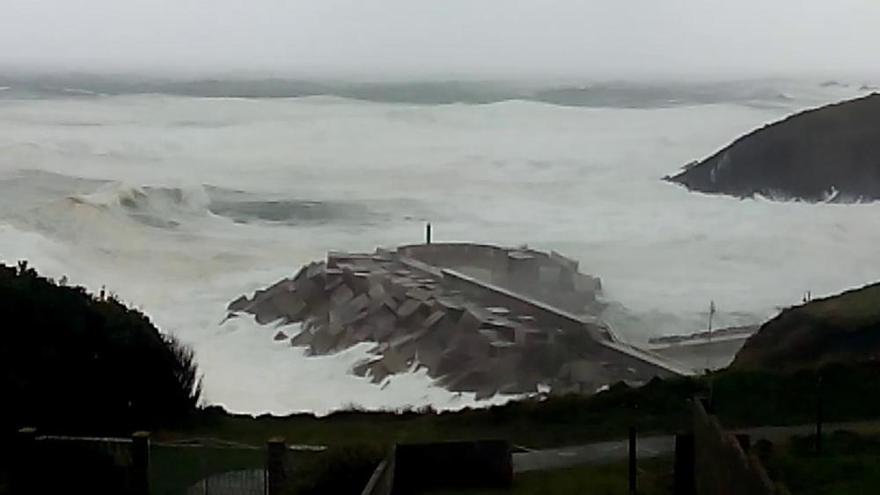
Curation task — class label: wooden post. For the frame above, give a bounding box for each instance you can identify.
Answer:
[735,434,751,452]
[11,427,37,495]
[267,437,288,495]
[673,433,695,495]
[426,222,432,245]
[816,374,824,454]
[131,431,151,495]
[628,426,637,495]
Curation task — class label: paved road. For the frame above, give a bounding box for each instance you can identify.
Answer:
[512,420,880,473]
[513,435,673,472]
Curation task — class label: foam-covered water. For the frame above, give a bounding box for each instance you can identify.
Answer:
[1,79,877,415]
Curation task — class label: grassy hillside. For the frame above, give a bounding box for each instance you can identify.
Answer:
[731,283,880,371]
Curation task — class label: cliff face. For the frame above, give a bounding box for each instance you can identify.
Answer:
[666,93,880,201]
[730,283,880,371]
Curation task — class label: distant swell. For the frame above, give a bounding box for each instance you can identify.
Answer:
[0,76,836,108]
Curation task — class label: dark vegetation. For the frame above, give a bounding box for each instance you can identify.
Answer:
[426,457,674,495]
[178,362,880,451]
[758,431,880,495]
[0,260,202,436]
[732,282,880,371]
[666,93,880,201]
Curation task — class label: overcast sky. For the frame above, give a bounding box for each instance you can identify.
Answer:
[2,0,879,79]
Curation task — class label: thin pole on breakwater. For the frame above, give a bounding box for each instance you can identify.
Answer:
[426,222,432,245]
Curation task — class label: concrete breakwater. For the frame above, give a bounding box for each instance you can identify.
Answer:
[228,243,688,398]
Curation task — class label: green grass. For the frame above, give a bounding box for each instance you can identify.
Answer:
[761,431,880,495]
[425,457,673,495]
[160,362,880,454]
[150,445,266,495]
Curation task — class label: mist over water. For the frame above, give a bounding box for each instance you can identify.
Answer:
[1,78,878,414]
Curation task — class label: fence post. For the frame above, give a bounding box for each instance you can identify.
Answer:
[816,374,824,454]
[628,426,637,495]
[131,431,151,495]
[267,437,288,495]
[10,427,37,495]
[673,432,695,495]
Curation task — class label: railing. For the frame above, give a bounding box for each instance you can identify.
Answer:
[9,428,313,495]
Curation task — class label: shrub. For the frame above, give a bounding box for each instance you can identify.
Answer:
[0,261,201,436]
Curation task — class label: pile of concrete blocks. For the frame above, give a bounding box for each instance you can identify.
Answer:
[227,247,681,398]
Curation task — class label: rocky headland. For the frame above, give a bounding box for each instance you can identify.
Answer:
[666,93,880,201]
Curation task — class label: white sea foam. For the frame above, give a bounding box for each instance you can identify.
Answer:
[1,83,878,414]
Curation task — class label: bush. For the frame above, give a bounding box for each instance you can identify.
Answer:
[0,261,202,436]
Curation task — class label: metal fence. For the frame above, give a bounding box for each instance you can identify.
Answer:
[9,428,312,495]
[152,439,267,495]
[10,429,147,495]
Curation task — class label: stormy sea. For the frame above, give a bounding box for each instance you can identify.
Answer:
[1,75,878,414]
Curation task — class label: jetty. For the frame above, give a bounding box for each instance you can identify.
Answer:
[228,242,692,398]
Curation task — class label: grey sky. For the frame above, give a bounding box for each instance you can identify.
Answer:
[2,0,879,79]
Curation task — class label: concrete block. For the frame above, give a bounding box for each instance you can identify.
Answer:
[306,262,325,280]
[396,298,423,319]
[324,275,344,292]
[422,310,446,330]
[310,330,341,355]
[368,282,388,300]
[253,299,283,325]
[330,284,355,306]
[406,287,433,301]
[435,349,473,377]
[227,295,250,312]
[290,329,314,347]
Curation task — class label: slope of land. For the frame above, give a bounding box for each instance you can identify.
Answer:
[666,93,880,201]
[731,283,880,370]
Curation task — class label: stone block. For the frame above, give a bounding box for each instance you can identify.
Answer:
[306,262,325,280]
[273,331,289,341]
[326,311,345,336]
[276,297,307,321]
[253,299,283,325]
[330,284,355,306]
[415,341,444,370]
[294,277,319,303]
[488,340,518,358]
[368,282,388,300]
[340,294,371,324]
[291,264,308,283]
[396,298,423,319]
[227,295,250,312]
[369,362,392,383]
[310,330,341,355]
[290,329,314,347]
[456,309,484,333]
[435,349,472,377]
[406,287,433,301]
[324,275,344,292]
[368,306,397,334]
[422,310,446,330]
